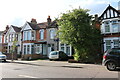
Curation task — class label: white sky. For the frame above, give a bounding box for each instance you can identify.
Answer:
[0,0,119,31]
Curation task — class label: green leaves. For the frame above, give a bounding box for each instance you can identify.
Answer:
[57,8,101,62]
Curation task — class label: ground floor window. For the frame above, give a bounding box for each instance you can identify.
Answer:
[60,44,64,52]
[8,46,13,53]
[105,40,111,50]
[31,45,34,54]
[24,45,26,54]
[23,44,34,54]
[27,45,30,54]
[35,44,42,54]
[60,43,71,56]
[113,40,119,48]
[104,38,120,52]
[66,44,70,55]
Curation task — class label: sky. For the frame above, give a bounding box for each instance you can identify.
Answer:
[0,0,119,31]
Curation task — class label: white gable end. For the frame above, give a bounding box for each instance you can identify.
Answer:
[9,27,15,33]
[6,26,15,36]
[22,22,32,31]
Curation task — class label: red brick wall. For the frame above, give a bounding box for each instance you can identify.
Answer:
[36,29,47,41]
[2,35,4,44]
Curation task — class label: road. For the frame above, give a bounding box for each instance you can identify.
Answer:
[0,60,119,79]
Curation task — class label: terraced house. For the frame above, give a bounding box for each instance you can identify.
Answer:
[21,18,48,59]
[5,25,21,59]
[0,16,73,60]
[99,2,120,52]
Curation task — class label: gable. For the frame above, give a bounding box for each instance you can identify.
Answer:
[6,26,15,36]
[99,5,120,20]
[21,22,33,31]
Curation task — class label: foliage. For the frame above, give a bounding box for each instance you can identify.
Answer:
[57,8,102,62]
[11,38,17,61]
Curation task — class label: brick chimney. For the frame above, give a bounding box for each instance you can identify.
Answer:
[31,18,37,24]
[95,14,98,21]
[6,25,9,30]
[47,16,51,25]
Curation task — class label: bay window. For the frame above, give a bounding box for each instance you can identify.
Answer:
[113,40,119,48]
[24,45,26,54]
[112,20,118,33]
[105,40,111,50]
[40,29,44,40]
[50,30,55,39]
[104,21,110,32]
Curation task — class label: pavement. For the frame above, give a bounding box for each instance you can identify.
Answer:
[5,59,102,68]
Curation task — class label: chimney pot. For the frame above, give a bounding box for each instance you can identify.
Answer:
[6,25,9,30]
[31,18,37,24]
[95,14,98,21]
[47,16,51,25]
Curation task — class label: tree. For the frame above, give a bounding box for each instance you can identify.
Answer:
[57,8,102,62]
[11,38,17,61]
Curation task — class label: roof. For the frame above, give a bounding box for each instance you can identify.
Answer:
[37,22,48,29]
[12,25,21,32]
[99,5,120,20]
[47,20,58,28]
[27,22,40,30]
[26,20,57,30]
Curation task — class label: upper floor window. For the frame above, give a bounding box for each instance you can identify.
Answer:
[23,31,31,40]
[9,34,12,42]
[40,29,44,40]
[50,30,55,39]
[24,31,27,40]
[112,20,118,33]
[15,34,18,40]
[11,34,14,41]
[27,31,31,40]
[104,21,110,32]
[32,31,34,37]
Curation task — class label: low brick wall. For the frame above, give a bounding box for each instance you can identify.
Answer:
[22,54,44,60]
[5,53,18,60]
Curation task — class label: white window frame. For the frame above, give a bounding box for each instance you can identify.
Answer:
[104,21,110,32]
[113,39,119,48]
[112,20,119,33]
[40,29,44,40]
[105,40,111,50]
[50,30,55,39]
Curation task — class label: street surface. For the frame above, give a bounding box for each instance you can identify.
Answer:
[0,60,119,79]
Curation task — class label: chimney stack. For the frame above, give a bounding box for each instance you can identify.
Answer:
[47,16,51,25]
[118,1,120,10]
[95,14,98,21]
[31,18,37,24]
[6,25,9,30]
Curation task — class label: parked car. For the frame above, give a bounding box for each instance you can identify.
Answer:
[0,52,7,62]
[48,51,68,61]
[102,48,120,71]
